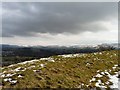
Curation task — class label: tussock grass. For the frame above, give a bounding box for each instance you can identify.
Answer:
[1,50,119,89]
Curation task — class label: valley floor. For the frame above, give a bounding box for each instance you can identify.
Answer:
[0,50,119,89]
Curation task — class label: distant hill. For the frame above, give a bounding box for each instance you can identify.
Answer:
[1,43,119,66]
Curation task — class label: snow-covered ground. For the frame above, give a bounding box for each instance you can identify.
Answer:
[109,73,119,89]
[88,64,119,89]
[58,54,80,58]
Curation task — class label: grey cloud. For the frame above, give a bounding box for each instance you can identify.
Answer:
[2,2,117,37]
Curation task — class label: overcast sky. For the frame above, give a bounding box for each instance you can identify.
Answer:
[1,2,118,46]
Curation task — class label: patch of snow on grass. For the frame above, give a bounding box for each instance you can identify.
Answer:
[3,78,18,85]
[28,65,35,69]
[104,71,110,75]
[100,72,105,75]
[49,59,55,62]
[112,67,116,70]
[1,74,5,77]
[6,73,15,77]
[95,74,103,78]
[8,64,16,67]
[97,70,100,72]
[18,59,39,65]
[109,73,118,88]
[90,77,96,82]
[18,75,23,78]
[105,81,110,85]
[95,80,107,88]
[40,57,55,62]
[114,64,118,67]
[94,66,119,89]
[59,54,73,58]
[40,64,45,68]
[40,58,48,60]
[33,70,36,72]
[10,80,17,85]
[14,67,26,72]
[59,54,81,58]
[99,52,102,55]
[93,53,97,55]
[86,63,90,66]
[4,78,12,82]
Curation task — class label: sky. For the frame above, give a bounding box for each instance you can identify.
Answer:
[1,2,118,46]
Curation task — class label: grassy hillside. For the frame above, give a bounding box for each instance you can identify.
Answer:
[0,50,119,89]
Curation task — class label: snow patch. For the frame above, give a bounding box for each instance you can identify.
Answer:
[90,77,96,82]
[109,73,118,88]
[10,80,17,85]
[18,59,39,65]
[58,53,82,58]
[95,79,107,88]
[40,64,45,68]
[14,67,26,72]
[18,75,23,78]
[4,78,12,82]
[95,74,103,78]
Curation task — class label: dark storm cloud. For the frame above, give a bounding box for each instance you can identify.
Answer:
[2,2,117,37]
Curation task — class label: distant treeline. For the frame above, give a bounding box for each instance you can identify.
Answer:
[1,44,117,66]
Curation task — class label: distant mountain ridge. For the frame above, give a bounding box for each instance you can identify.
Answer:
[1,43,119,66]
[1,43,119,49]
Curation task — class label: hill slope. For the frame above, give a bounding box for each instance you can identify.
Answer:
[0,50,119,89]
